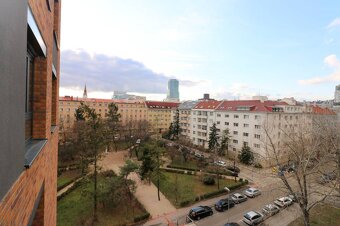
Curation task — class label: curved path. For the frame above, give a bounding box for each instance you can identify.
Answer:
[99,150,176,218]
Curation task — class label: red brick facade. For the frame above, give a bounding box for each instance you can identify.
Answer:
[0,0,61,225]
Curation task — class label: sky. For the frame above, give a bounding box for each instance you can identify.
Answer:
[59,0,340,101]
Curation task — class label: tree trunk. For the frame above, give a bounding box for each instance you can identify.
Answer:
[302,209,310,226]
[217,167,220,190]
[157,176,160,201]
[93,150,98,222]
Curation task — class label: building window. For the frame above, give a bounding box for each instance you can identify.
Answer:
[217,114,221,117]
[243,132,249,137]
[255,134,261,139]
[234,115,239,118]
[210,112,213,116]
[244,115,249,119]
[233,139,238,144]
[254,143,260,148]
[233,131,238,135]
[255,115,261,120]
[225,114,229,118]
[244,123,249,128]
[225,122,229,126]
[255,125,261,129]
[25,52,34,141]
[217,121,220,125]
[233,123,238,127]
[243,142,248,146]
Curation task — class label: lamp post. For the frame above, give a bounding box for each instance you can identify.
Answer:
[224,186,230,223]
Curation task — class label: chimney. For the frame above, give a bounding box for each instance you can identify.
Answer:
[203,93,210,100]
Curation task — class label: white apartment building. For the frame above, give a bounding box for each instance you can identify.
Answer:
[190,100,222,147]
[178,101,198,138]
[189,98,336,166]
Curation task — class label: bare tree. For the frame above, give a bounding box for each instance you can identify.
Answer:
[262,115,339,226]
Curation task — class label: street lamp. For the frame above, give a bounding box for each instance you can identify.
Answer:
[224,186,231,223]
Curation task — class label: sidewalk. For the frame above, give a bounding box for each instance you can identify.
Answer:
[99,150,176,218]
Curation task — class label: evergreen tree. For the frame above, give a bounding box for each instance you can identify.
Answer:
[208,123,221,189]
[105,103,121,151]
[166,123,174,140]
[172,108,181,139]
[74,103,106,222]
[219,129,231,157]
[238,143,254,165]
[208,123,219,151]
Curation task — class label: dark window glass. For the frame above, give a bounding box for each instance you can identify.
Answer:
[25,53,34,141]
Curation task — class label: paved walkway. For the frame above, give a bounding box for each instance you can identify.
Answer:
[99,150,176,218]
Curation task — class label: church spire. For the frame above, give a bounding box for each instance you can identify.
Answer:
[83,84,88,99]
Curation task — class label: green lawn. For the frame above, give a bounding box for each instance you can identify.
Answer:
[155,171,240,207]
[57,176,148,226]
[57,169,82,190]
[288,204,340,226]
[170,156,199,170]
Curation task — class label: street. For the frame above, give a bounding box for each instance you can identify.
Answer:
[143,179,301,226]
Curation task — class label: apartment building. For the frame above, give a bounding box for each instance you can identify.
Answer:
[0,0,61,225]
[190,100,222,147]
[59,96,147,130]
[178,101,199,137]
[190,99,335,166]
[145,101,180,134]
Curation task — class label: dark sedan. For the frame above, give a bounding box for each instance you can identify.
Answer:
[187,206,213,221]
[214,198,235,211]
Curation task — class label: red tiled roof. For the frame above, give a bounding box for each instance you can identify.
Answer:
[145,101,180,109]
[311,105,336,115]
[59,96,144,104]
[193,100,222,110]
[216,100,288,112]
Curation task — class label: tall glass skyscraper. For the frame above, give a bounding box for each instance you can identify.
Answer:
[167,79,179,101]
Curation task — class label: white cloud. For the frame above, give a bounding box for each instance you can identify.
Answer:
[299,54,340,85]
[327,18,340,29]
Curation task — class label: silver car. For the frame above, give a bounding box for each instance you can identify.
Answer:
[244,187,261,198]
[231,193,248,203]
[243,211,263,225]
[262,204,280,216]
[274,197,293,208]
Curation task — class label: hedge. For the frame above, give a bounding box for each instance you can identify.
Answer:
[57,175,83,191]
[57,178,85,201]
[179,180,249,207]
[133,212,150,223]
[162,168,195,175]
[206,169,234,176]
[167,164,198,171]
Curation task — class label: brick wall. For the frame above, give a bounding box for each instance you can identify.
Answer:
[0,0,61,225]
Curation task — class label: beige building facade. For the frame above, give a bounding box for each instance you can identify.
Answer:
[59,96,147,130]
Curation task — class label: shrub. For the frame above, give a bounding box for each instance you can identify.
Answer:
[239,178,243,182]
[100,170,116,177]
[133,213,150,223]
[179,199,192,207]
[254,163,263,168]
[167,164,198,171]
[203,176,215,185]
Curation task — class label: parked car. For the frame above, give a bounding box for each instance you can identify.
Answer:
[318,172,336,184]
[187,206,213,221]
[223,223,240,226]
[262,204,280,216]
[194,152,204,159]
[243,211,263,225]
[244,187,261,198]
[214,198,235,211]
[215,160,227,167]
[226,165,240,173]
[288,192,302,203]
[274,197,293,208]
[231,193,248,203]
